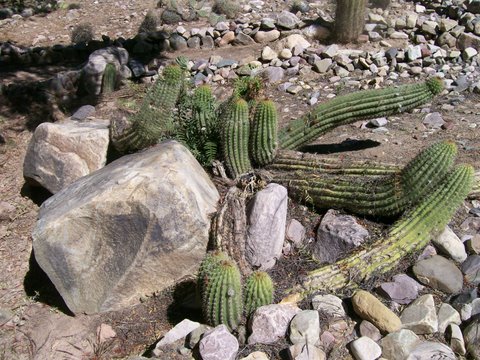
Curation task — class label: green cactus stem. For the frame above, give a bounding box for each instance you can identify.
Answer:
[334,0,368,43]
[245,271,274,316]
[469,171,480,199]
[111,64,184,153]
[201,254,243,331]
[193,85,217,135]
[221,97,252,179]
[249,100,278,167]
[279,78,444,150]
[101,63,117,94]
[290,164,474,297]
[197,251,229,300]
[272,141,457,217]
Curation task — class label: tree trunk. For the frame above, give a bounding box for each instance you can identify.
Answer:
[334,0,368,43]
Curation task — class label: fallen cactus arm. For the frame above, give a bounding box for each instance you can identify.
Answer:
[290,164,474,298]
[111,64,184,153]
[278,78,444,150]
[271,141,457,217]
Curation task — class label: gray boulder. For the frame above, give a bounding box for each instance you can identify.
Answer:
[314,210,369,263]
[199,325,238,360]
[32,141,219,314]
[23,119,110,194]
[245,184,288,270]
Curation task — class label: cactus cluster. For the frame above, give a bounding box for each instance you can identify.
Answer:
[272,141,457,217]
[278,78,444,150]
[198,252,274,329]
[294,164,474,295]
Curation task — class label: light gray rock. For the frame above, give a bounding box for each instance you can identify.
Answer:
[71,105,95,121]
[413,255,463,293]
[400,294,438,334]
[448,323,466,355]
[461,255,480,285]
[289,310,320,345]
[437,303,461,334]
[0,202,15,221]
[32,141,219,314]
[23,119,110,194]
[289,343,326,360]
[350,336,382,360]
[381,329,420,360]
[406,341,455,360]
[199,325,238,360]
[234,32,255,46]
[312,294,346,319]
[282,34,311,52]
[378,274,420,305]
[464,317,480,359]
[186,324,211,349]
[433,226,467,262]
[254,30,280,43]
[248,304,301,344]
[286,219,305,246]
[457,32,480,50]
[260,66,285,83]
[313,58,332,73]
[276,11,300,30]
[314,210,369,264]
[359,321,382,342]
[245,184,288,270]
[322,44,339,58]
[422,112,445,129]
[261,46,277,61]
[369,117,388,127]
[407,45,422,61]
[153,319,200,355]
[239,351,270,360]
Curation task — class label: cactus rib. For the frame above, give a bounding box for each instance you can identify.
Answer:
[293,164,474,296]
[279,78,443,150]
[101,63,116,94]
[245,271,274,316]
[221,97,252,178]
[272,141,457,217]
[249,100,278,167]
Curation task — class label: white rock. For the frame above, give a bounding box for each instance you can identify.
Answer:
[433,226,467,262]
[248,304,301,344]
[261,46,278,61]
[350,336,382,360]
[400,294,438,334]
[437,303,461,334]
[199,325,239,360]
[312,294,346,319]
[153,319,201,354]
[289,310,320,345]
[448,323,466,355]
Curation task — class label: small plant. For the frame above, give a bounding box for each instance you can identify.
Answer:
[101,63,117,95]
[71,23,95,44]
[138,10,160,34]
[234,76,264,104]
[212,0,240,19]
[245,271,274,316]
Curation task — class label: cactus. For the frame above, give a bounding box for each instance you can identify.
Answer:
[244,271,274,316]
[111,64,184,152]
[279,78,444,150]
[290,164,474,296]
[249,100,278,167]
[221,97,252,178]
[201,253,243,331]
[272,141,457,217]
[197,251,229,300]
[101,63,116,94]
[175,55,189,70]
[334,0,368,43]
[470,171,480,199]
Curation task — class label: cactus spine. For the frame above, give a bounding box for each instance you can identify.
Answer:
[272,141,457,217]
[200,253,243,331]
[279,78,444,150]
[293,164,474,296]
[221,97,252,178]
[334,0,368,44]
[102,63,117,94]
[249,100,278,167]
[244,271,274,316]
[111,64,184,152]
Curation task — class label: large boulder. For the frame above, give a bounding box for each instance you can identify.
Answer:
[32,141,219,314]
[23,119,110,194]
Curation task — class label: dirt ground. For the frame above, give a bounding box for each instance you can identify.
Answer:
[1,0,480,359]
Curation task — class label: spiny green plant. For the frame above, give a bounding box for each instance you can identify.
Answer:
[272,141,457,217]
[197,251,230,300]
[71,23,94,44]
[278,78,444,150]
[101,63,116,95]
[249,100,278,167]
[200,252,243,331]
[334,0,368,43]
[111,64,184,153]
[212,0,240,19]
[175,55,189,70]
[244,271,274,316]
[138,10,160,34]
[234,76,264,104]
[289,164,474,297]
[221,97,252,179]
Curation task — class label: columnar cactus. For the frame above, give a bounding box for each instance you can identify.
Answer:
[293,164,474,296]
[272,141,457,217]
[244,271,274,316]
[278,78,444,150]
[221,97,252,178]
[101,63,116,94]
[111,64,184,152]
[200,253,243,331]
[334,0,368,43]
[192,85,217,135]
[249,100,278,167]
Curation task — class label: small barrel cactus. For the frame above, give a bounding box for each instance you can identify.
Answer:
[101,63,117,94]
[199,252,243,331]
[244,271,274,316]
[249,100,278,167]
[192,85,217,135]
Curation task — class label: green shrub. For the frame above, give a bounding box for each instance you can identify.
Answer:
[71,23,94,44]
